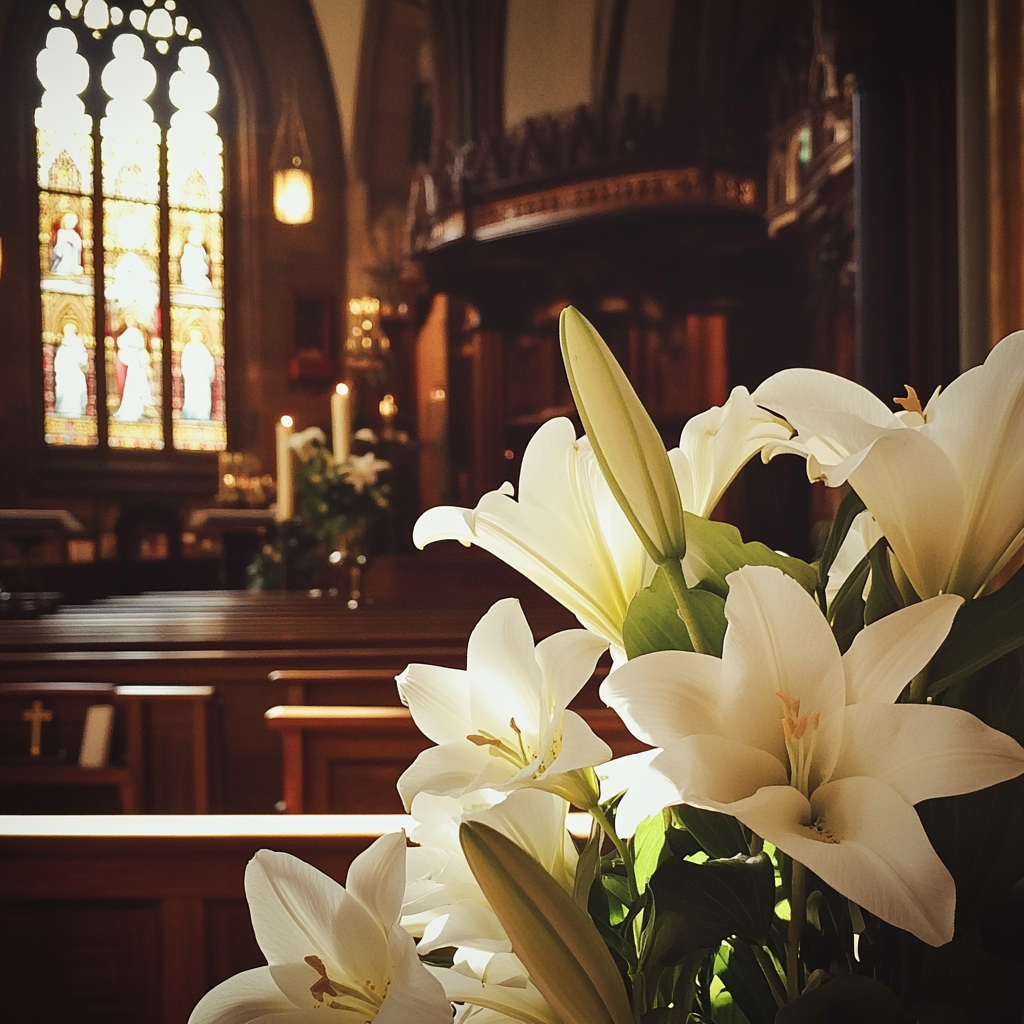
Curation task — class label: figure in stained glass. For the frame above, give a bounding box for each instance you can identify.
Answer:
[51,212,84,275]
[53,322,89,416]
[180,327,215,420]
[112,314,153,421]
[179,227,211,290]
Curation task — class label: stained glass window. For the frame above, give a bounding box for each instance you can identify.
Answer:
[35,1,226,453]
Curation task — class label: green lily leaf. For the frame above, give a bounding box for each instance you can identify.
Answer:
[560,305,687,564]
[716,941,782,1024]
[827,549,869,654]
[645,852,776,957]
[774,975,913,1024]
[864,538,904,625]
[816,489,867,593]
[623,566,727,659]
[573,817,603,910]
[673,805,750,859]
[633,810,672,894]
[460,821,634,1024]
[682,513,817,599]
[928,565,1024,698]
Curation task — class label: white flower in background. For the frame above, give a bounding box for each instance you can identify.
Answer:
[188,833,450,1024]
[343,451,391,493]
[753,332,1024,599]
[289,425,327,461]
[403,789,577,955]
[670,385,792,518]
[602,565,1024,946]
[434,949,561,1024]
[397,598,611,810]
[414,417,650,653]
[824,509,884,608]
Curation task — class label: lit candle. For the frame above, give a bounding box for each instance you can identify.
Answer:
[331,383,350,463]
[275,415,294,522]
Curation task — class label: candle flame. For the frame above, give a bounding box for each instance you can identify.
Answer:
[280,415,294,428]
[336,383,349,396]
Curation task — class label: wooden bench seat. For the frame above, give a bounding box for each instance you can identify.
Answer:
[265,704,647,814]
[0,683,213,813]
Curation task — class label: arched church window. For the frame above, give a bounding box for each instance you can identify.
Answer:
[36,0,226,453]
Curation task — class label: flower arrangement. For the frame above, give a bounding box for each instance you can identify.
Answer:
[247,428,391,590]
[201,308,1024,1023]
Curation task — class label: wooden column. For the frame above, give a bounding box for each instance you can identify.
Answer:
[987,0,1024,343]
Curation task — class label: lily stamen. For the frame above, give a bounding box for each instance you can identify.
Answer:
[305,955,385,1014]
[509,717,529,763]
[466,730,529,768]
[777,691,821,797]
[894,384,924,416]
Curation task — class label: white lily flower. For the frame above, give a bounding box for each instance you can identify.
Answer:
[670,385,793,518]
[188,832,450,1024]
[432,949,561,1024]
[397,598,612,810]
[824,509,884,608]
[403,789,577,955]
[343,451,391,493]
[413,417,650,653]
[289,425,327,462]
[413,393,788,654]
[602,566,1024,946]
[753,332,1024,598]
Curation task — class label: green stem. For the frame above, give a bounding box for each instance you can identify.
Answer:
[588,802,639,903]
[785,860,808,1002]
[662,557,712,655]
[908,666,930,704]
[750,943,787,1009]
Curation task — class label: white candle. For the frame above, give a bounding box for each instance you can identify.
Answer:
[275,415,294,522]
[332,383,350,463]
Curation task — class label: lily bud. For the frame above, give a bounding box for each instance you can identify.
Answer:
[560,305,686,564]
[460,821,634,1024]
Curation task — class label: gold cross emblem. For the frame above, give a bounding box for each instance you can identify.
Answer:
[21,699,53,758]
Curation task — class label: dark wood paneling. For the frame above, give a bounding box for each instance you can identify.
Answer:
[0,828,387,1024]
[0,901,163,1024]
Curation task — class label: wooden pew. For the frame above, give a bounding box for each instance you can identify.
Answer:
[0,557,596,812]
[265,705,647,814]
[0,814,412,1024]
[0,683,213,813]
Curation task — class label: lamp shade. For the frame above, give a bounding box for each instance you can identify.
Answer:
[274,167,314,225]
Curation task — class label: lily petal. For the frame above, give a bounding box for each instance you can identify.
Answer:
[429,963,560,1024]
[844,429,965,599]
[671,385,792,517]
[600,649,722,748]
[467,600,543,735]
[534,628,609,714]
[398,742,508,809]
[187,967,298,1024]
[375,929,452,1024]
[245,850,385,984]
[753,367,900,443]
[614,734,788,837]
[720,566,845,776]
[842,594,963,704]
[345,831,407,934]
[797,776,953,946]
[833,703,1024,804]
[398,663,474,746]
